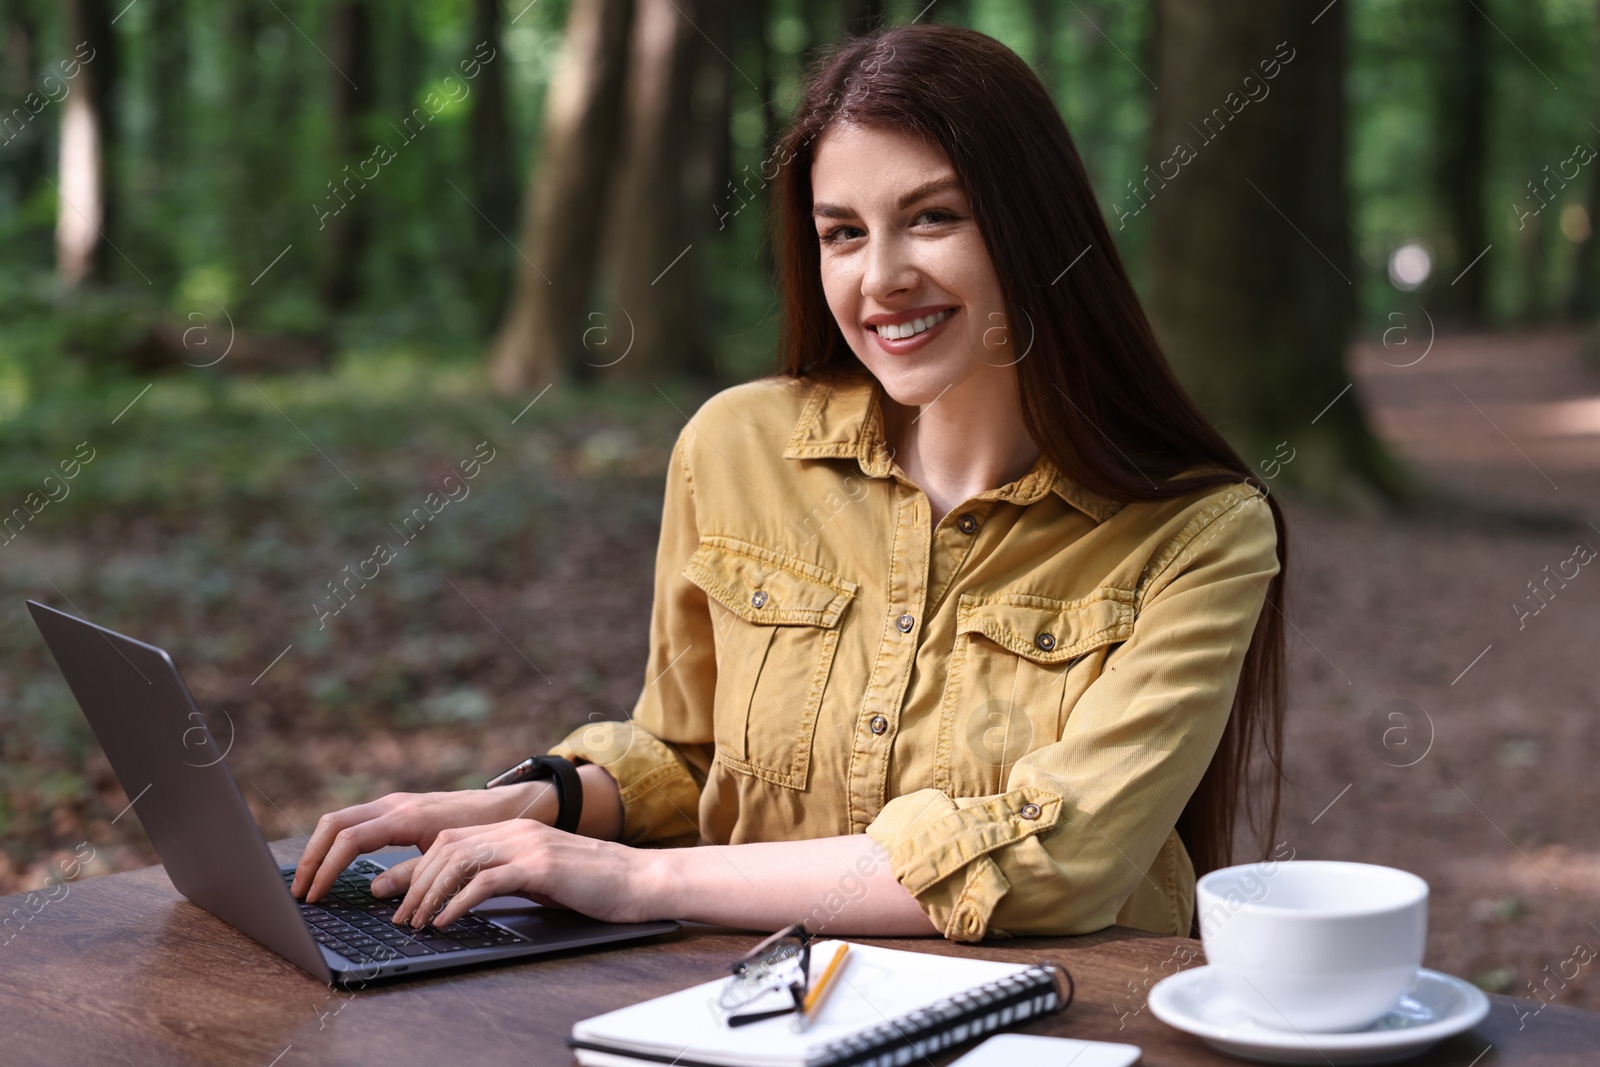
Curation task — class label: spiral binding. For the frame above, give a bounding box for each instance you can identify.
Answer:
[809,962,1073,1067]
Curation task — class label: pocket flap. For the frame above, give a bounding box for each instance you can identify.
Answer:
[956,589,1134,663]
[685,536,857,628]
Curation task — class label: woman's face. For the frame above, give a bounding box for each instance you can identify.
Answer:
[810,123,1016,410]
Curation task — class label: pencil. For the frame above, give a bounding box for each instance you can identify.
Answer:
[797,943,850,1031]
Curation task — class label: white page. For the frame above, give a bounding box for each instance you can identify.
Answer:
[948,1034,1141,1067]
[571,941,1038,1067]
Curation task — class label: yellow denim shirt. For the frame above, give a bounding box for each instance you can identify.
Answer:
[550,371,1279,941]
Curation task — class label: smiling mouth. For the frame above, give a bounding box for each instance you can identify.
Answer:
[869,307,956,340]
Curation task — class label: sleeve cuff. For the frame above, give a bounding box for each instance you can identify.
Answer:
[864,786,1061,941]
[549,721,702,847]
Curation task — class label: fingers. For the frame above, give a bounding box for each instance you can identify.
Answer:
[395,827,487,927]
[430,866,516,928]
[369,856,419,898]
[291,798,388,899]
[394,825,521,929]
[302,814,403,903]
[391,830,455,924]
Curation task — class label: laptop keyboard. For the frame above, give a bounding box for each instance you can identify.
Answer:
[281,858,528,966]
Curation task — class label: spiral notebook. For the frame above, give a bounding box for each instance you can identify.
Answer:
[568,941,1073,1067]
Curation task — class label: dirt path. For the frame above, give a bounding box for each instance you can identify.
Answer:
[1283,327,1600,1008]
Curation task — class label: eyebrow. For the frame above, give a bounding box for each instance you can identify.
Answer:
[811,175,965,219]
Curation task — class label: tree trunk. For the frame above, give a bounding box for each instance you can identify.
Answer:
[468,0,518,327]
[221,1,266,305]
[56,0,117,288]
[841,0,885,36]
[798,0,828,70]
[597,0,713,381]
[148,0,187,175]
[1145,0,1405,498]
[467,0,517,230]
[2,0,46,207]
[488,0,636,394]
[1519,214,1547,321]
[318,1,374,313]
[1566,1,1600,320]
[703,0,735,240]
[1026,0,1058,94]
[1434,0,1489,325]
[918,0,970,26]
[1567,166,1600,320]
[752,0,778,277]
[754,0,779,163]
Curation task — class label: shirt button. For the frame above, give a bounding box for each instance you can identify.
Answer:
[1035,632,1056,652]
[956,513,978,534]
[1020,803,1041,820]
[869,715,888,735]
[896,613,914,633]
[750,590,768,608]
[952,907,983,940]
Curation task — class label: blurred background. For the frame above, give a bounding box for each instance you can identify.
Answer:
[4,0,1600,1011]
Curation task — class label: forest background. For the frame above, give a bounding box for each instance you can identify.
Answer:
[5,0,1600,1011]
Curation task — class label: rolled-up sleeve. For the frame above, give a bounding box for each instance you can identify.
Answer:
[865,490,1280,941]
[549,423,716,847]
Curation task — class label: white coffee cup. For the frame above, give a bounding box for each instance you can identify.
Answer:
[1196,860,1428,1033]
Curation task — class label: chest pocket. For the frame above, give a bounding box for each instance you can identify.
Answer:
[684,536,857,790]
[936,588,1135,796]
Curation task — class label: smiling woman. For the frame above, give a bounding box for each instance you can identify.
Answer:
[807,124,1039,524]
[292,23,1288,946]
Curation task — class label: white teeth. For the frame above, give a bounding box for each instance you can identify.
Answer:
[874,307,952,340]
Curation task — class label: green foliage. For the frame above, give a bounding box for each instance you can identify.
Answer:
[4,0,1600,355]
[0,336,698,861]
[1351,0,1600,328]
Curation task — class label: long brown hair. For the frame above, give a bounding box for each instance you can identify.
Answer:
[768,24,1287,881]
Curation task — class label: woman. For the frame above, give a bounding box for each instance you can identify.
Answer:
[292,24,1286,942]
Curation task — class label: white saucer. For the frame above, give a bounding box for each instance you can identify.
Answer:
[1147,965,1490,1065]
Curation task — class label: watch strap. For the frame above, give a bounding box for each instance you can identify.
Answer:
[485,755,584,834]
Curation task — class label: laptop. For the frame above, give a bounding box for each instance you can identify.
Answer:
[26,599,679,986]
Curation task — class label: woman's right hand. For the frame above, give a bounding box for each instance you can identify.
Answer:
[289,783,554,903]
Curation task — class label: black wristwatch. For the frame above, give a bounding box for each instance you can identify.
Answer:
[485,755,584,834]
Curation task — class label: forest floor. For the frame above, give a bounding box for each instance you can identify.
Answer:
[1276,326,1600,1012]
[4,330,1600,1011]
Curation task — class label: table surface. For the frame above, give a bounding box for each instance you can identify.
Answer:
[1,839,1592,1066]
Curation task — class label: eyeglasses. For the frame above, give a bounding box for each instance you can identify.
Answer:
[716,922,814,1027]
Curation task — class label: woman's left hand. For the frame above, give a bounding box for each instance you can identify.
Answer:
[370,820,656,929]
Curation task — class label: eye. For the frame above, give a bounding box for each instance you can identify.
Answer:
[913,209,958,226]
[818,224,864,245]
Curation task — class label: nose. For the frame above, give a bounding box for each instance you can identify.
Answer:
[860,225,918,303]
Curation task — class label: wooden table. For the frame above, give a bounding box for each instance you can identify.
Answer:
[1,840,1592,1065]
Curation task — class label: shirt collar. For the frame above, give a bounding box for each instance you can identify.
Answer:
[781,373,1124,523]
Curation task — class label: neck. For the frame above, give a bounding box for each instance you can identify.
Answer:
[879,371,1040,522]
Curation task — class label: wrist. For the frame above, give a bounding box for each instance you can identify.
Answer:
[632,843,683,921]
[574,761,624,840]
[489,780,557,824]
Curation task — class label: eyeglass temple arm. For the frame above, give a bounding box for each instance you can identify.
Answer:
[726,983,806,1029]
